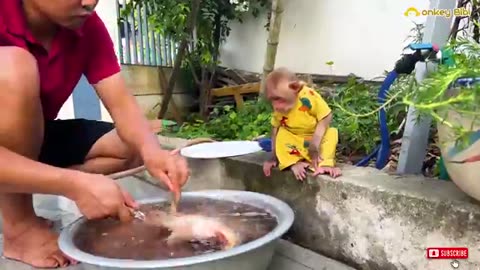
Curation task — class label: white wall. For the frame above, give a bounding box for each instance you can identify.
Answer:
[56,0,432,121]
[95,0,120,122]
[56,95,76,120]
[220,0,430,79]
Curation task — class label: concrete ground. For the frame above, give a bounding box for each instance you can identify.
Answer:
[269,240,357,270]
[0,237,355,270]
[0,177,355,270]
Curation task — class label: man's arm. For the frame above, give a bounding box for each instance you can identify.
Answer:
[0,146,77,196]
[83,13,165,159]
[93,73,163,159]
[83,14,185,196]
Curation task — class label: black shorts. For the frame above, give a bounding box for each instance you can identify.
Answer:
[38,119,115,168]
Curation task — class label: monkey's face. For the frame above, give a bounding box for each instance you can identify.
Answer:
[266,79,300,114]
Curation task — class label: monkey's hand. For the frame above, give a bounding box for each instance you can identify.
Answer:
[263,159,278,177]
[308,143,322,169]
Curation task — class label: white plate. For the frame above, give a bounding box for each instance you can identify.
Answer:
[180,140,262,159]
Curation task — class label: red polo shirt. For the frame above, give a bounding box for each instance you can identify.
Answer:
[0,1,121,120]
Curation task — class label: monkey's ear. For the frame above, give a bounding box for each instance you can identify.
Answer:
[288,81,302,91]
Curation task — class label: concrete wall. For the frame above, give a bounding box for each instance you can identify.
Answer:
[137,136,480,270]
[122,65,194,119]
[57,65,194,121]
[220,0,429,79]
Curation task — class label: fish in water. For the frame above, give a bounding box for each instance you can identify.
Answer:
[144,210,239,250]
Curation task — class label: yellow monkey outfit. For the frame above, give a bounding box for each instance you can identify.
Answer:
[271,86,338,170]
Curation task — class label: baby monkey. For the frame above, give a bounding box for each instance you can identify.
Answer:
[263,67,341,181]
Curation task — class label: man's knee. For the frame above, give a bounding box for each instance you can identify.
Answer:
[0,47,43,158]
[0,46,40,100]
[107,146,142,170]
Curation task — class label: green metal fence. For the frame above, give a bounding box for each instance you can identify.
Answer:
[116,0,177,66]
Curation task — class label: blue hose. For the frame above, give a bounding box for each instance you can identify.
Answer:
[355,71,398,168]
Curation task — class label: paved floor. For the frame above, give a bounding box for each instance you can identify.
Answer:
[0,177,356,270]
[0,237,356,270]
[269,240,356,270]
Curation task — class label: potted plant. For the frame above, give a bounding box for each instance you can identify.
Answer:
[402,38,480,200]
[331,37,480,199]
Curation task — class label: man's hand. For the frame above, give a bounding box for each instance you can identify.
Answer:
[143,149,189,202]
[93,73,189,202]
[68,171,137,222]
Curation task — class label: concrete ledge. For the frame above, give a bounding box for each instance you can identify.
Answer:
[225,154,480,270]
[144,137,480,270]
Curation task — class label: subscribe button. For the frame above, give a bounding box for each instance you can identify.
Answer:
[426,247,468,259]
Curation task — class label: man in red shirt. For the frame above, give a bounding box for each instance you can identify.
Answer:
[0,0,190,268]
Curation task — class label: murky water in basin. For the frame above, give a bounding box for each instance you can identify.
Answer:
[74,198,278,260]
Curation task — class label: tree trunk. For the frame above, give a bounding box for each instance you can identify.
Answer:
[259,0,285,95]
[158,67,183,124]
[198,10,222,117]
[157,0,201,119]
[198,68,210,118]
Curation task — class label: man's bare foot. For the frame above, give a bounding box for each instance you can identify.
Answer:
[3,217,76,268]
[312,166,342,178]
[291,162,310,181]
